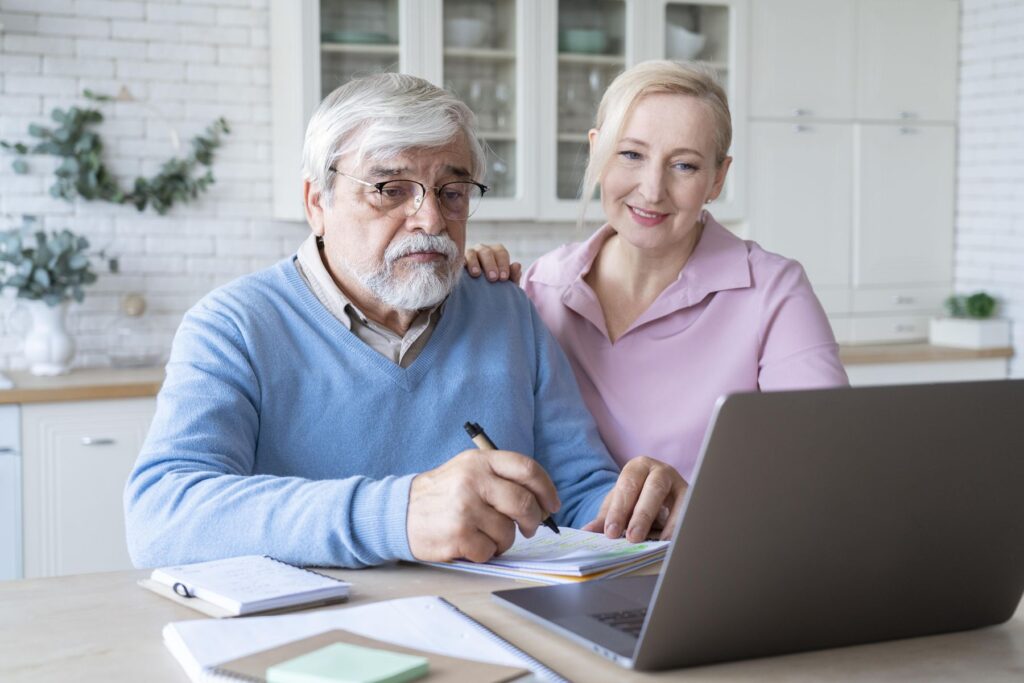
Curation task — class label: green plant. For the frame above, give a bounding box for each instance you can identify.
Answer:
[944,291,997,319]
[0,217,118,307]
[0,90,229,215]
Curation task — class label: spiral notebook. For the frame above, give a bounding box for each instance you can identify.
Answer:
[140,555,350,617]
[163,595,567,682]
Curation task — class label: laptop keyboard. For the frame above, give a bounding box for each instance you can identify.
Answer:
[591,607,648,637]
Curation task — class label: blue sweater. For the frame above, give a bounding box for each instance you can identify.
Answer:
[124,258,620,568]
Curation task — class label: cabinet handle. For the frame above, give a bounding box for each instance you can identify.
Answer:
[793,124,811,133]
[81,437,116,446]
[893,295,916,305]
[898,126,917,135]
[792,108,810,117]
[895,324,918,333]
[898,111,916,119]
[0,447,15,455]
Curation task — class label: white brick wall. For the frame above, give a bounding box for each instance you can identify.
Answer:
[0,0,296,369]
[0,0,581,371]
[957,0,1024,378]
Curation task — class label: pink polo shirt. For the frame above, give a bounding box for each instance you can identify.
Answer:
[522,215,848,482]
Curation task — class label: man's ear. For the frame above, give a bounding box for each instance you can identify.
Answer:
[303,180,326,237]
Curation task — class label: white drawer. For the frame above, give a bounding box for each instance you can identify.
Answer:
[848,315,930,344]
[851,286,948,314]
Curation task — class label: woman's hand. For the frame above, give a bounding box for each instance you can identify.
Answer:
[465,243,522,284]
[582,456,688,542]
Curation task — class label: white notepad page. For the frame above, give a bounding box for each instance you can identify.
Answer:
[164,595,563,683]
[459,527,669,575]
[151,555,349,615]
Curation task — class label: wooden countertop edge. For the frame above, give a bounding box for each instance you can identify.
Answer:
[0,380,164,405]
[840,344,1014,365]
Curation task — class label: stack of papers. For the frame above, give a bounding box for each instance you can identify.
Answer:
[425,527,668,584]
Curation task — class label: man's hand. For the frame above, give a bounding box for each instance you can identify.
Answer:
[464,243,522,284]
[582,457,688,542]
[407,449,561,563]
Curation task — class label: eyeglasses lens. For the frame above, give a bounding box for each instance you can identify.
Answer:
[375,181,483,220]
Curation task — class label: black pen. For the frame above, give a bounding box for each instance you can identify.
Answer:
[463,421,560,535]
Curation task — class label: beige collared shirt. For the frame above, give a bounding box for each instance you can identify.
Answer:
[293,234,442,368]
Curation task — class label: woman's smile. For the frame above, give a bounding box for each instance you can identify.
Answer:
[628,204,669,226]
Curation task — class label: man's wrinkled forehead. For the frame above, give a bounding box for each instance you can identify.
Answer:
[362,162,474,182]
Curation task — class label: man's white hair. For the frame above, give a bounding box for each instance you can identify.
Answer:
[302,73,487,207]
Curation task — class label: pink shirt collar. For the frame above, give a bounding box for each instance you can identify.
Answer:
[527,215,752,336]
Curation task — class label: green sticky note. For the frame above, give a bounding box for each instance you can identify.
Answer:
[266,643,429,683]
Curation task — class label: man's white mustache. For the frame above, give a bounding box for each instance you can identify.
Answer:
[385,234,459,263]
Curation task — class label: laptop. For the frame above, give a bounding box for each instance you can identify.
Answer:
[493,380,1024,670]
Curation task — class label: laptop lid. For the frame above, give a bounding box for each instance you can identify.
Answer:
[495,380,1024,671]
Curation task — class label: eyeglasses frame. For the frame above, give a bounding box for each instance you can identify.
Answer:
[335,171,489,220]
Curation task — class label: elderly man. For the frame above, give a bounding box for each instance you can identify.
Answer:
[124,73,686,569]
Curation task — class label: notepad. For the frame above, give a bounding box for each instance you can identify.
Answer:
[424,526,668,584]
[266,643,428,683]
[164,595,565,682]
[212,629,523,683]
[144,555,350,617]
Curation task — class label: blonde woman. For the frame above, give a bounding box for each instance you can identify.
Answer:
[467,61,848,534]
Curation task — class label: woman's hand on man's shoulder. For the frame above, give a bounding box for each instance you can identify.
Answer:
[465,243,522,285]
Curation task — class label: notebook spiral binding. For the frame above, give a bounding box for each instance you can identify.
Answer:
[262,555,348,584]
[436,597,570,683]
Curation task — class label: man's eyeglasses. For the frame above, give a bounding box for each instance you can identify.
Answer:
[337,172,488,221]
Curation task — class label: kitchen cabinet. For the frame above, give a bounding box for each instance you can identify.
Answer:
[748,121,852,298]
[747,0,959,343]
[270,0,748,223]
[0,406,20,581]
[750,0,856,120]
[21,398,155,578]
[856,0,959,123]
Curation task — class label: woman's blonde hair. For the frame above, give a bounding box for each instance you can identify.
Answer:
[579,60,732,227]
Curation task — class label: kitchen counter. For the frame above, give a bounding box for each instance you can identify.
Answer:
[839,343,1014,365]
[0,367,165,404]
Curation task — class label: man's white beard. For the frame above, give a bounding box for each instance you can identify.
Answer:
[346,233,464,311]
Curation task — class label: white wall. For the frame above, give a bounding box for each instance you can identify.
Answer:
[957,0,1024,377]
[0,0,580,370]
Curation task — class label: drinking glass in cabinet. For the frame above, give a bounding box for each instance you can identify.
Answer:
[319,0,399,92]
[556,0,624,200]
[444,0,517,199]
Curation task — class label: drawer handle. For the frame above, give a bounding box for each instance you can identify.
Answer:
[793,124,811,133]
[898,111,916,119]
[895,324,918,332]
[893,295,916,305]
[898,126,917,135]
[0,447,15,454]
[792,108,810,117]
[81,437,116,446]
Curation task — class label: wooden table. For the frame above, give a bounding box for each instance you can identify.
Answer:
[3,563,1024,682]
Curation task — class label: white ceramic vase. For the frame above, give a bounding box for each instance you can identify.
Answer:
[23,300,75,376]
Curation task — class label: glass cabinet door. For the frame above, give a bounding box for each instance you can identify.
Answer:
[319,0,400,94]
[442,0,518,199]
[555,0,626,201]
[663,2,731,92]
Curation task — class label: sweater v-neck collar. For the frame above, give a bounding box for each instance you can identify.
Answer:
[282,258,459,392]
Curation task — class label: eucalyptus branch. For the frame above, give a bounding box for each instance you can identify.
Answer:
[0,90,230,215]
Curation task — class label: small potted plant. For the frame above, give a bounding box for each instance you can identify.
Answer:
[928,291,1011,349]
[0,216,117,375]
